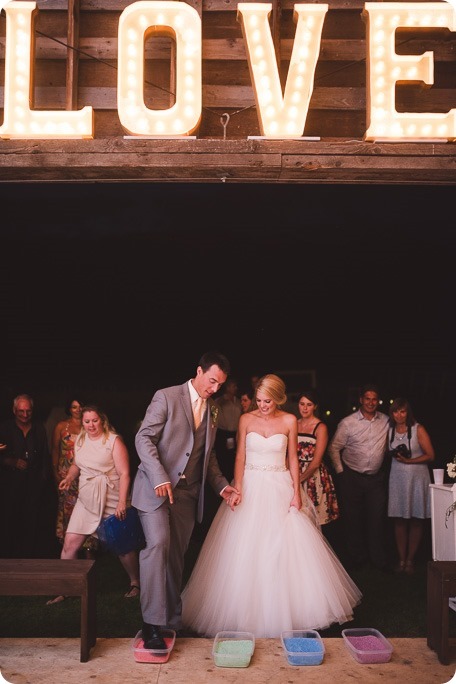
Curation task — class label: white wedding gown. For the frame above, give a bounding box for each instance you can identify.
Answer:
[182,432,362,638]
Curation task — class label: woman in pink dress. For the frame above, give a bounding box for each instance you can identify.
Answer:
[52,405,140,602]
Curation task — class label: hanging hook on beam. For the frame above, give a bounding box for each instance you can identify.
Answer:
[220,113,230,141]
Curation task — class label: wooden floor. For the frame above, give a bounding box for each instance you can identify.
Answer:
[1,637,456,683]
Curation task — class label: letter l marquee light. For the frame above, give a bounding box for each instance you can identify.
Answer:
[0,1,93,139]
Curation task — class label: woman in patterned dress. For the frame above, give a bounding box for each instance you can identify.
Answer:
[297,389,339,526]
[47,397,98,604]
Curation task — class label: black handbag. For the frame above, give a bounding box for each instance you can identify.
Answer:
[97,506,146,555]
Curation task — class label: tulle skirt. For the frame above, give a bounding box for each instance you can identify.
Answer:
[182,466,362,638]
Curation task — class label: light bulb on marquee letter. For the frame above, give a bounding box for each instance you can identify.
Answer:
[237,3,328,139]
[363,2,456,141]
[117,1,202,137]
[0,1,93,140]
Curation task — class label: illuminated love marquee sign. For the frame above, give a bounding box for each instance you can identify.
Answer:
[0,0,455,141]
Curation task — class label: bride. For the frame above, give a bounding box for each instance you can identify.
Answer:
[182,374,362,638]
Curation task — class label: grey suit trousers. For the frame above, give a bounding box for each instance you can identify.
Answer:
[138,480,200,629]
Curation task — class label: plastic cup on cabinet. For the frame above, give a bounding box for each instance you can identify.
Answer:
[433,469,445,485]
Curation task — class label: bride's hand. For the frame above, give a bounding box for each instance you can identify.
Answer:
[228,492,241,511]
[290,492,302,511]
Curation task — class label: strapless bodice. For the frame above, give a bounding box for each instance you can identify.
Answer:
[245,432,288,470]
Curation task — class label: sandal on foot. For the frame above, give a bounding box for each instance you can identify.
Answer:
[46,595,66,605]
[125,584,140,599]
[405,561,415,575]
[394,561,406,573]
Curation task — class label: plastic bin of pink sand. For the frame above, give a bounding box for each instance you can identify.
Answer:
[341,628,393,664]
[132,629,176,663]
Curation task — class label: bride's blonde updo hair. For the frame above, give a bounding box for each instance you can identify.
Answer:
[255,374,287,407]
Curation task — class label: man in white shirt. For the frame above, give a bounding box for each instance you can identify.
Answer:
[328,384,389,571]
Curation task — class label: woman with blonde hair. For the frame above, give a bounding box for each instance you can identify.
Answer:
[182,374,361,638]
[51,397,99,553]
[48,405,140,603]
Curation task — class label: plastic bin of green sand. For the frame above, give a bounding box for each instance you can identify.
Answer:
[212,631,255,667]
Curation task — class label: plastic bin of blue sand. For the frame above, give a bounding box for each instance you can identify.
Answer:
[281,630,325,666]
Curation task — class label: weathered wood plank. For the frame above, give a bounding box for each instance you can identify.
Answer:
[3,85,454,112]
[90,107,362,138]
[66,0,80,109]
[2,37,454,63]
[1,137,454,155]
[33,0,368,12]
[32,0,449,11]
[0,139,454,183]
[280,156,456,182]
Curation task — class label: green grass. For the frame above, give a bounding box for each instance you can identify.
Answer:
[1,526,455,640]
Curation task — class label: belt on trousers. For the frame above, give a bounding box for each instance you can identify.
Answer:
[344,464,379,477]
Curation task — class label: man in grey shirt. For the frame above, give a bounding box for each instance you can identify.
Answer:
[328,384,389,571]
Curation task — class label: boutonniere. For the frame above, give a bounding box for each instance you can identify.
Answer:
[210,405,219,427]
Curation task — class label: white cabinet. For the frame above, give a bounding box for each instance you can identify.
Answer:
[430,483,456,561]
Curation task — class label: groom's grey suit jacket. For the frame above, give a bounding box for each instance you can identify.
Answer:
[132,382,228,523]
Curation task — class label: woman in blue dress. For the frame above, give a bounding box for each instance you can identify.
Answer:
[387,397,435,575]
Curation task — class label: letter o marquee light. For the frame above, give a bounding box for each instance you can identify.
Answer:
[117,0,202,137]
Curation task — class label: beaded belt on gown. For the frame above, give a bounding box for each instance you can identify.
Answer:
[245,463,288,472]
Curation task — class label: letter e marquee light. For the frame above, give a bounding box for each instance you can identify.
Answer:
[363,2,456,141]
[117,1,202,137]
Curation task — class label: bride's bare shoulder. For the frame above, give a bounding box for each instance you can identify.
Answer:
[240,410,259,426]
[281,410,297,422]
[281,411,298,428]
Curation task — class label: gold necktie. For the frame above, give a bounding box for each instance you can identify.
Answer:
[193,396,203,429]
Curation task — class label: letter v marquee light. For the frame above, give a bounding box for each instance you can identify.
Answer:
[237,3,328,138]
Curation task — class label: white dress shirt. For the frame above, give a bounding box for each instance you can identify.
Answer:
[328,409,389,475]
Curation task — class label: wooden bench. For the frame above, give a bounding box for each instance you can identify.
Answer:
[0,559,96,662]
[427,560,456,665]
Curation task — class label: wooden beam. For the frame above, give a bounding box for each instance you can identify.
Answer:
[0,139,454,184]
[4,84,455,112]
[271,0,282,72]
[66,0,81,110]
[33,0,368,12]
[3,37,454,63]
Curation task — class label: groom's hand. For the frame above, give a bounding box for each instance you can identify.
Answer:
[155,483,174,504]
[220,484,238,500]
[221,484,240,510]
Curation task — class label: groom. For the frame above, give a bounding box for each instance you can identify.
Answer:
[132,350,238,649]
